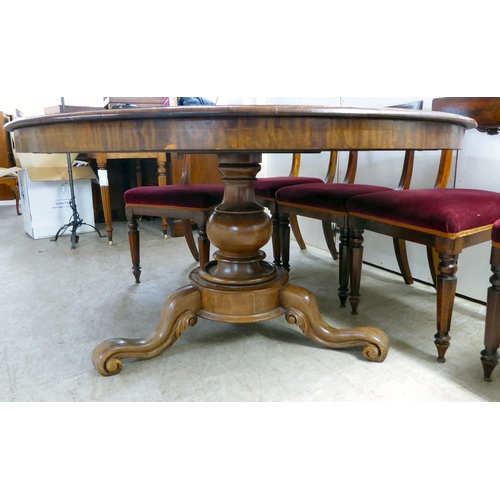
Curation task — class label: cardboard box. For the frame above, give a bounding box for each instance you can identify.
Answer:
[17,163,97,240]
[12,151,78,169]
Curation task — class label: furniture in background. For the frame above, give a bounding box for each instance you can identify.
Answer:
[276,101,423,308]
[323,101,425,281]
[103,97,166,109]
[346,97,500,367]
[254,153,326,267]
[0,112,21,215]
[433,97,500,136]
[168,153,223,236]
[86,152,169,244]
[45,99,194,244]
[0,174,21,215]
[277,170,393,309]
[123,154,224,283]
[6,106,473,377]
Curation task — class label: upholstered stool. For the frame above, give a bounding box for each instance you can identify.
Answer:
[347,188,500,363]
[482,219,500,381]
[124,184,225,283]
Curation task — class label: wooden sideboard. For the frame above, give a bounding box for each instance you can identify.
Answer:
[0,112,15,169]
[0,112,20,210]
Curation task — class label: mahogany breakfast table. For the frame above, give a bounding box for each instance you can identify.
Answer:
[5,106,475,376]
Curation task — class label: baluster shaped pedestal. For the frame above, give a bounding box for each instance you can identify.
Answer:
[92,154,389,376]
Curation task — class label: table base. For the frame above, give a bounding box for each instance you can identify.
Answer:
[91,267,389,377]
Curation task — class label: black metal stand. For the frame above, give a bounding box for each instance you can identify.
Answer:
[51,97,105,249]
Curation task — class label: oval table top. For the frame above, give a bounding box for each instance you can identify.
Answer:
[5,105,477,155]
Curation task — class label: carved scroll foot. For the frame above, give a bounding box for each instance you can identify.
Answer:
[92,285,202,376]
[280,283,389,362]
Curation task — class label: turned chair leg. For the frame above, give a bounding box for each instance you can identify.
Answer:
[338,227,350,308]
[270,209,283,267]
[127,214,141,284]
[348,228,364,315]
[279,213,291,273]
[434,253,459,363]
[196,219,211,269]
[482,249,500,381]
[270,211,304,268]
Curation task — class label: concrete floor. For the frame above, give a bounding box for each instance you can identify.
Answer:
[1,202,499,402]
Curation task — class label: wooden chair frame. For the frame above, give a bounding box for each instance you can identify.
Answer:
[125,154,222,283]
[348,205,492,363]
[349,97,500,366]
[126,204,215,284]
[483,241,500,381]
[256,152,337,267]
[277,101,424,307]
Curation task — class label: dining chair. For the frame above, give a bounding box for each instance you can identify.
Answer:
[123,154,224,283]
[255,153,326,267]
[483,220,500,381]
[346,97,500,365]
[276,101,423,308]
[322,100,425,279]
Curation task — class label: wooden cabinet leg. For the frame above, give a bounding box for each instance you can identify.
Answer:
[157,153,169,236]
[97,154,113,245]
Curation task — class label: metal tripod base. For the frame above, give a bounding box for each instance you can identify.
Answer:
[52,219,106,250]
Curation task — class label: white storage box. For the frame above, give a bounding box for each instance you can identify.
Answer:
[17,159,97,240]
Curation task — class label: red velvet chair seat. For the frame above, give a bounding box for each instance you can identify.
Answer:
[125,185,225,210]
[255,176,324,200]
[492,220,500,246]
[347,189,500,237]
[276,183,393,213]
